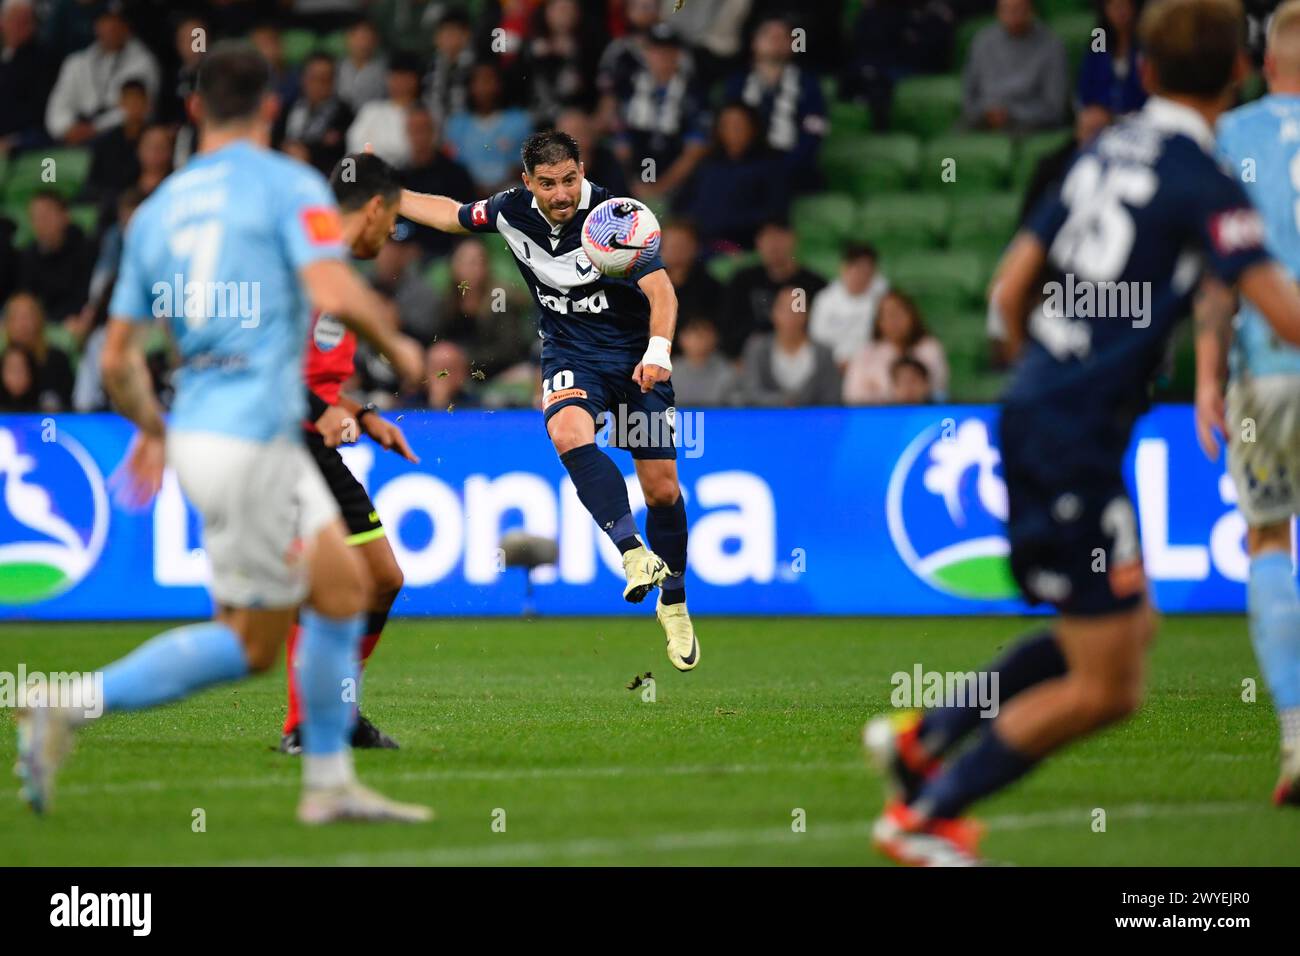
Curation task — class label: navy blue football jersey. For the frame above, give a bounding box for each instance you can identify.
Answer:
[1008,97,1270,421]
[456,179,665,360]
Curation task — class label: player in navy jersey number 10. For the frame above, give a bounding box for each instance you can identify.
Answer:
[397,131,700,672]
[865,0,1300,865]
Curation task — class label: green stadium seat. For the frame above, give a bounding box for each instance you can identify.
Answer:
[803,247,842,282]
[956,16,995,68]
[828,99,872,136]
[1036,0,1093,17]
[281,28,320,67]
[884,250,988,314]
[948,193,1020,260]
[820,133,920,198]
[1048,12,1097,81]
[1013,128,1073,188]
[423,258,452,295]
[792,193,858,252]
[3,200,30,246]
[892,74,963,139]
[68,203,98,236]
[3,147,92,202]
[858,193,949,257]
[920,134,1012,192]
[320,30,348,60]
[707,251,759,285]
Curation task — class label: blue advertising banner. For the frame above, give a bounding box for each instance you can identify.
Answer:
[0,405,1257,620]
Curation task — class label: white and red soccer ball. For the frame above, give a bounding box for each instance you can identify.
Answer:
[580,198,661,278]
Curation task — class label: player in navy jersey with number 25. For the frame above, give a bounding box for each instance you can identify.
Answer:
[865,0,1300,865]
[398,130,699,672]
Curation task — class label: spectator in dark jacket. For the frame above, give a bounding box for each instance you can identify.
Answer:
[719,218,826,358]
[660,219,721,328]
[277,53,354,176]
[400,107,476,258]
[1,291,75,411]
[85,80,151,204]
[1078,0,1146,117]
[680,102,788,250]
[843,0,957,130]
[0,0,57,153]
[723,16,828,188]
[18,192,96,326]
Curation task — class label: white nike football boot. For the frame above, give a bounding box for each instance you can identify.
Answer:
[657,597,700,671]
[14,702,76,815]
[622,545,669,603]
[298,782,435,825]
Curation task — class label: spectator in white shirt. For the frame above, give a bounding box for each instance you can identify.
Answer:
[809,243,890,371]
[337,18,387,110]
[347,54,423,167]
[45,3,159,145]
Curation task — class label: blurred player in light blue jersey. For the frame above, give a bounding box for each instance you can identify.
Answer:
[13,42,430,824]
[1198,0,1300,806]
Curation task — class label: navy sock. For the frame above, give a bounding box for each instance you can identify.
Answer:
[646,495,688,605]
[913,728,1037,820]
[560,443,640,553]
[917,629,1065,758]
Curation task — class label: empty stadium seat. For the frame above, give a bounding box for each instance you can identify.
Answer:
[920,134,1013,192]
[1013,128,1073,189]
[706,251,760,285]
[792,193,857,251]
[1048,12,1097,80]
[892,74,963,139]
[948,193,1020,260]
[820,133,920,197]
[885,250,988,315]
[3,148,92,202]
[858,193,949,256]
[828,99,872,136]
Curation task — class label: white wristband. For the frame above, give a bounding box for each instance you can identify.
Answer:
[641,335,673,374]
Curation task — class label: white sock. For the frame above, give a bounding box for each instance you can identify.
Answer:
[1280,707,1300,750]
[302,751,355,790]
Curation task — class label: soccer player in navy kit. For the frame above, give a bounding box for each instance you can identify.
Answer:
[865,0,1300,865]
[398,130,699,671]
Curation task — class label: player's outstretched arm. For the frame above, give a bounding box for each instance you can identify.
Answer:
[1238,260,1300,349]
[989,232,1047,359]
[1192,277,1235,461]
[398,189,470,234]
[101,317,167,508]
[633,268,678,394]
[300,258,425,389]
[101,318,166,439]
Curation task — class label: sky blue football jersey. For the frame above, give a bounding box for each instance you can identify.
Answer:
[1217,94,1300,379]
[109,140,345,442]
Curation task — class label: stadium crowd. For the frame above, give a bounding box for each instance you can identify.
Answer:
[0,0,1283,414]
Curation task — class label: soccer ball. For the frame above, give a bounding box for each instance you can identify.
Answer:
[580,198,661,278]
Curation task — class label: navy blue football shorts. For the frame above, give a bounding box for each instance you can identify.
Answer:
[541,349,678,461]
[999,404,1146,617]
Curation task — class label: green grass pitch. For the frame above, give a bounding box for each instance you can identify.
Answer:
[1,615,1296,866]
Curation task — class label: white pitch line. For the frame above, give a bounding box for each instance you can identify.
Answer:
[57,760,865,797]
[210,800,1260,867]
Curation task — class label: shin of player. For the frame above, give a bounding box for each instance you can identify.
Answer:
[867,0,1300,865]
[13,42,429,823]
[1192,1,1300,806]
[395,130,700,670]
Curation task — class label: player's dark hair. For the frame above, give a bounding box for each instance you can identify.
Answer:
[521,129,581,174]
[329,152,401,211]
[1139,0,1244,97]
[843,242,878,263]
[196,41,271,125]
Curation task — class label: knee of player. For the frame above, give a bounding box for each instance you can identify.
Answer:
[1075,676,1142,727]
[373,562,404,607]
[242,640,281,674]
[642,479,680,509]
